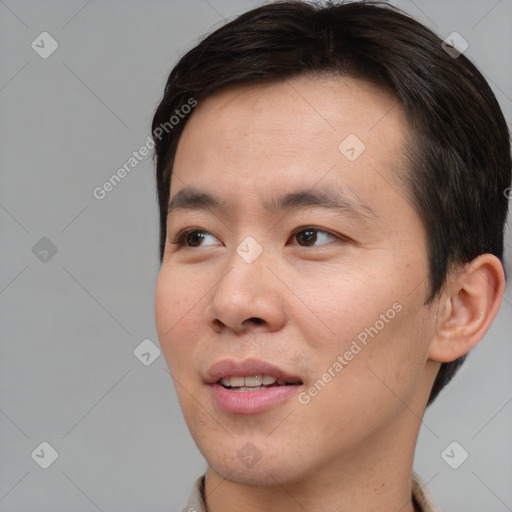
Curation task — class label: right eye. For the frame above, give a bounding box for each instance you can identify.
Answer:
[172,229,221,248]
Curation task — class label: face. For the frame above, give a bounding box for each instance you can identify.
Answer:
[155,75,439,486]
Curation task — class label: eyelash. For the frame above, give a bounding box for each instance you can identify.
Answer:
[171,227,347,248]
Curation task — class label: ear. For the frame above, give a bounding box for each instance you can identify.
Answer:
[428,254,506,363]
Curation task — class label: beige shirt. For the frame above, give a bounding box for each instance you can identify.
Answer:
[181,471,439,512]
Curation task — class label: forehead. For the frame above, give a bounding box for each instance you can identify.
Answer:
[171,74,409,217]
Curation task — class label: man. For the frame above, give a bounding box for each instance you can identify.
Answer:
[152,1,511,511]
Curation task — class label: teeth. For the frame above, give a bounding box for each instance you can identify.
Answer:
[219,375,279,387]
[220,376,233,387]
[244,375,262,387]
[220,377,231,386]
[230,376,245,387]
[231,386,266,392]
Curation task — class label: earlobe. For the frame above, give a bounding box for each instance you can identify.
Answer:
[428,254,505,363]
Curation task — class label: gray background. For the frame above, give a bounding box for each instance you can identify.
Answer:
[1,0,511,510]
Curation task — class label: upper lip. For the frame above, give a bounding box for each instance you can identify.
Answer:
[205,358,303,385]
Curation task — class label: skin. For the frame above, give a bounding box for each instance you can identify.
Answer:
[154,75,504,512]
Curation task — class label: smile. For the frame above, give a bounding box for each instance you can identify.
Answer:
[219,375,299,391]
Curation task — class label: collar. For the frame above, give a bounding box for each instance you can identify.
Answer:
[182,471,439,512]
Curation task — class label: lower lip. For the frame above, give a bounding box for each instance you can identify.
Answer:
[209,383,301,414]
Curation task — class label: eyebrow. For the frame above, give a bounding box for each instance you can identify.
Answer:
[167,185,377,220]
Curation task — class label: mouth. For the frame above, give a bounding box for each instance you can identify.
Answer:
[206,357,303,387]
[218,374,302,392]
[206,358,304,414]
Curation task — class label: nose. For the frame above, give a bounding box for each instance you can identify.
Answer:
[205,250,287,335]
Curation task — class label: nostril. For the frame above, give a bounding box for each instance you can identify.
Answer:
[248,317,264,325]
[210,318,225,333]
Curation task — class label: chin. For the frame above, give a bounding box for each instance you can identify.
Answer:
[210,460,300,487]
[204,441,312,488]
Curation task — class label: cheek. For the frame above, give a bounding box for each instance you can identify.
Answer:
[295,262,431,402]
[154,265,203,372]
[290,263,398,351]
[308,295,432,423]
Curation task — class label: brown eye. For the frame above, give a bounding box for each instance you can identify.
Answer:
[186,231,207,247]
[173,229,220,248]
[296,229,318,246]
[292,228,338,247]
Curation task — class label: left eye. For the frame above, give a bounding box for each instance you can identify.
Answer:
[292,228,338,247]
